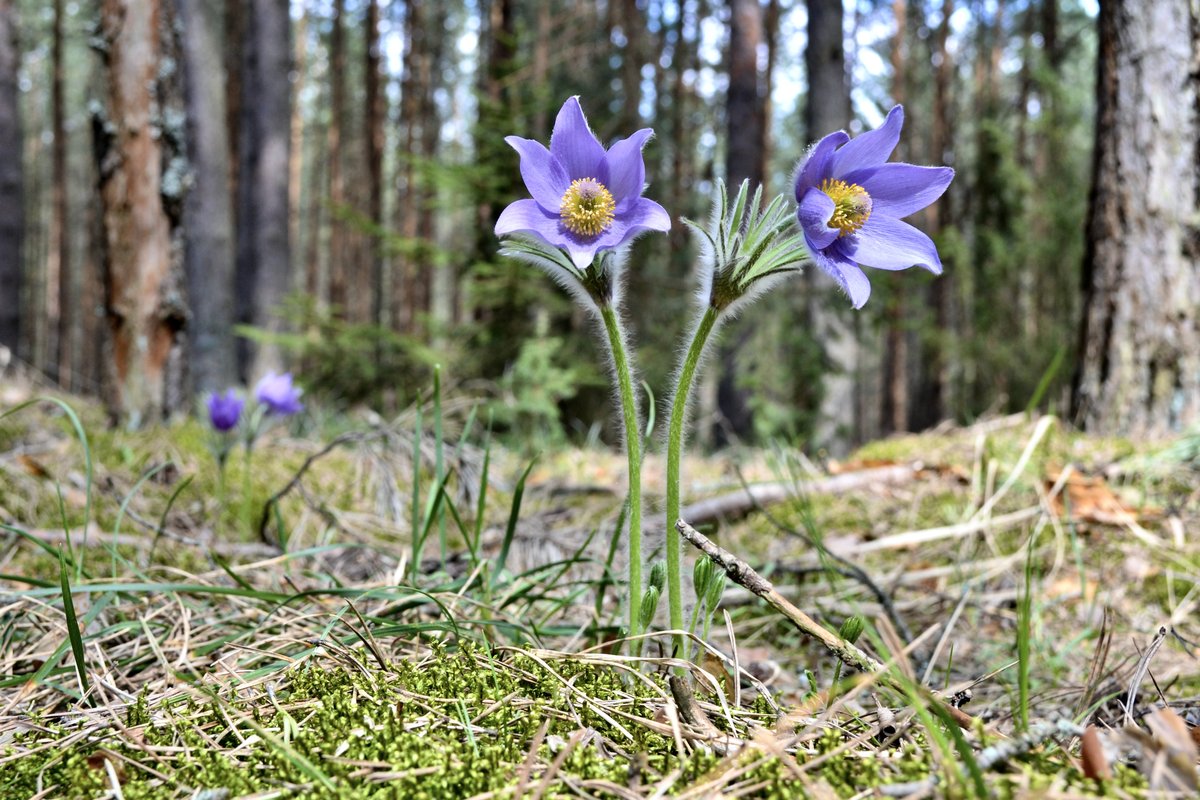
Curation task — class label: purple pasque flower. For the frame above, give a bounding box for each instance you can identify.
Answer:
[207,389,244,432]
[254,372,304,416]
[794,105,954,309]
[495,96,671,269]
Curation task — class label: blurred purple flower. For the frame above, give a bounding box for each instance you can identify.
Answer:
[207,390,244,432]
[794,105,954,309]
[254,372,304,416]
[495,96,671,269]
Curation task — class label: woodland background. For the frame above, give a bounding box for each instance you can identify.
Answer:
[0,0,1196,453]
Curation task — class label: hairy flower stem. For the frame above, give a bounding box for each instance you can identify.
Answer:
[598,302,643,642]
[665,304,720,654]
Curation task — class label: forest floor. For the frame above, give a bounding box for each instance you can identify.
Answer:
[2,378,1200,799]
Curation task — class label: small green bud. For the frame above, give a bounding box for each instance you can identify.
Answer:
[838,615,866,644]
[693,557,713,597]
[648,561,667,592]
[640,585,660,630]
[705,571,727,610]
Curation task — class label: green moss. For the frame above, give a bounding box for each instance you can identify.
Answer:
[0,644,972,799]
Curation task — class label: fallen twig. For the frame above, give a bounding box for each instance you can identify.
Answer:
[258,430,381,544]
[675,519,977,731]
[679,464,919,527]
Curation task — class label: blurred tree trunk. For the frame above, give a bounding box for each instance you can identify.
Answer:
[715,0,767,445]
[880,0,908,436]
[327,0,347,316]
[175,0,236,395]
[96,0,186,426]
[804,0,859,451]
[289,6,307,297]
[235,0,291,379]
[364,0,384,326]
[419,4,447,338]
[48,0,71,387]
[224,0,243,216]
[394,0,423,334]
[617,0,642,133]
[1072,0,1200,436]
[0,0,21,356]
[919,0,955,427]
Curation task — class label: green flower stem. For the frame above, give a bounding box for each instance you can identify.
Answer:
[240,444,253,535]
[598,302,643,642]
[665,304,720,653]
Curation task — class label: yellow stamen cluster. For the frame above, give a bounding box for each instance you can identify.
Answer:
[819,178,872,236]
[560,178,616,237]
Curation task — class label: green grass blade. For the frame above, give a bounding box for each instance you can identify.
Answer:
[58,554,93,704]
[492,457,537,590]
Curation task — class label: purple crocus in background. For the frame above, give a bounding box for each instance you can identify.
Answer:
[254,372,304,416]
[495,96,671,269]
[207,390,244,432]
[794,105,954,309]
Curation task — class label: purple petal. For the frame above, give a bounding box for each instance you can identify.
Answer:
[496,198,565,242]
[620,197,671,233]
[797,188,839,249]
[549,97,605,179]
[848,163,954,218]
[600,128,653,210]
[839,263,872,309]
[812,247,872,309]
[830,105,904,178]
[496,199,604,268]
[852,215,943,274]
[506,136,569,212]
[794,131,850,198]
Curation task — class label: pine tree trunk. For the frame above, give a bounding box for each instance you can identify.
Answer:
[326,0,347,316]
[235,0,291,379]
[96,0,186,426]
[394,0,423,334]
[715,0,767,445]
[46,0,70,385]
[804,0,861,451]
[289,6,307,296]
[416,3,446,337]
[1071,0,1200,436]
[364,0,384,326]
[881,0,908,436]
[0,0,21,355]
[920,0,955,427]
[175,0,236,395]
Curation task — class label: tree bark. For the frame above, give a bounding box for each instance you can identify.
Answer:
[175,0,236,395]
[881,0,908,435]
[364,0,384,326]
[919,0,955,428]
[326,0,347,316]
[1072,0,1200,436]
[715,0,768,445]
[0,0,21,355]
[96,0,187,426]
[235,0,291,379]
[394,0,424,334]
[417,3,447,337]
[48,0,71,386]
[804,0,860,451]
[289,5,307,298]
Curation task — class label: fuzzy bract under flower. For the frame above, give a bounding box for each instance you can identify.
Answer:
[794,105,954,309]
[495,97,671,269]
[207,390,244,432]
[254,372,304,416]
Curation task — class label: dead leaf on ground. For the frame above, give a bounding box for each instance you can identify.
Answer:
[1046,466,1159,526]
[15,454,52,479]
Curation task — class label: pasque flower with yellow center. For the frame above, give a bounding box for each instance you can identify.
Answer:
[795,105,954,308]
[495,97,671,269]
